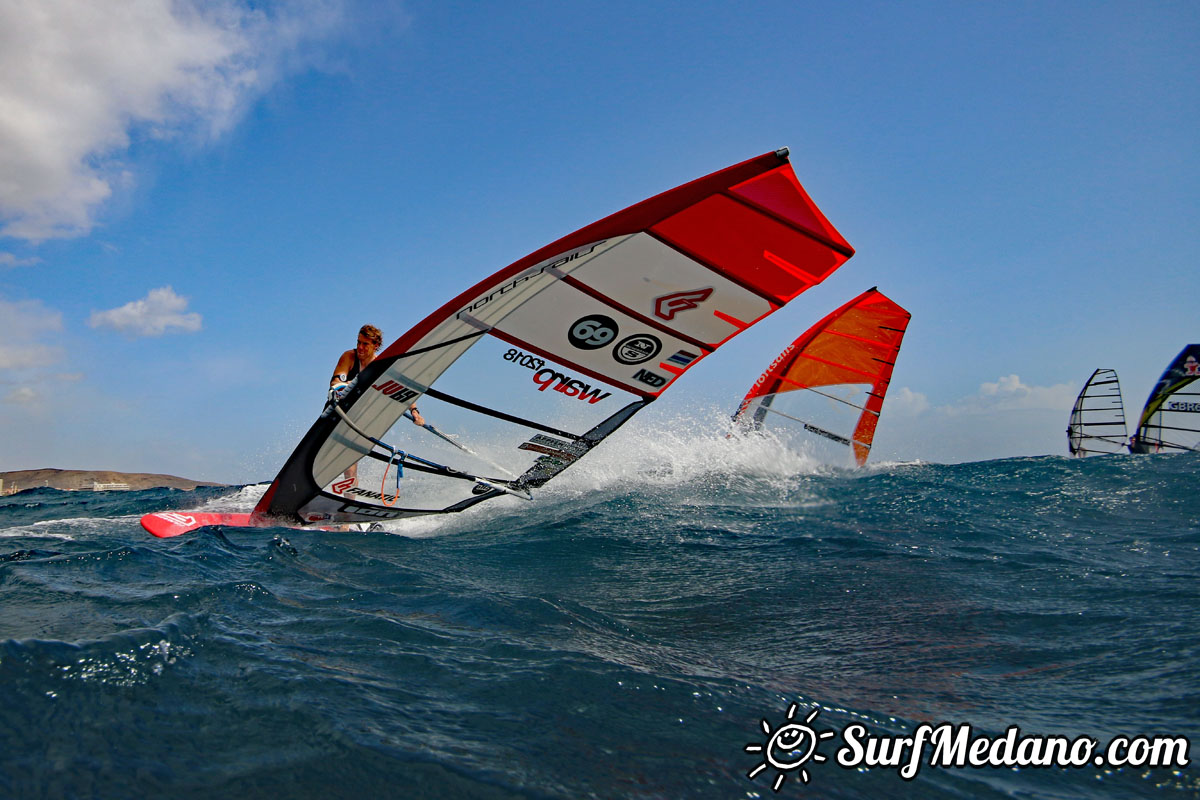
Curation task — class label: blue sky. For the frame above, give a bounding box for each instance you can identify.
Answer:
[1,0,1196,483]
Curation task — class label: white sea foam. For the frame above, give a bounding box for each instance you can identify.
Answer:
[199,406,850,537]
[196,484,268,513]
[550,406,828,494]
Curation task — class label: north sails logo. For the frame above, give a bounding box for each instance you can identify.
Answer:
[458,241,607,316]
[753,343,797,391]
[654,288,713,320]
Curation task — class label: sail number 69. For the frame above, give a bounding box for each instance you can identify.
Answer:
[568,315,619,350]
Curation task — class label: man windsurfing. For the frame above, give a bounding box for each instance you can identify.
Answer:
[329,324,425,487]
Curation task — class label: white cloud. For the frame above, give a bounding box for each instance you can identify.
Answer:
[0,295,64,371]
[886,386,930,416]
[0,252,41,268]
[1,372,84,406]
[3,386,38,406]
[0,0,347,241]
[89,286,202,337]
[941,374,1077,416]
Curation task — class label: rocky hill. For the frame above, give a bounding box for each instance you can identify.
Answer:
[0,468,226,493]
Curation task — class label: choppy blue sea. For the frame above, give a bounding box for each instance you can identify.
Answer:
[2,438,1197,799]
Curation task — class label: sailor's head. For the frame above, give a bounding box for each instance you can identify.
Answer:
[357,324,383,357]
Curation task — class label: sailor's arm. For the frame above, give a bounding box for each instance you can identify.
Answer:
[330,350,354,386]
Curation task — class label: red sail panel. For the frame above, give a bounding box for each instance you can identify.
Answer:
[651,195,847,303]
[728,166,853,255]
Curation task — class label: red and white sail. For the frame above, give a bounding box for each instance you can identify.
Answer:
[255,149,855,524]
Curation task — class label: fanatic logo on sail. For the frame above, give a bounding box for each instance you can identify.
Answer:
[654,288,713,320]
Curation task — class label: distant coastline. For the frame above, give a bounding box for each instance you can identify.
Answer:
[0,468,226,495]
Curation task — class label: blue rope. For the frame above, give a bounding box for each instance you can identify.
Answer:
[389,448,407,491]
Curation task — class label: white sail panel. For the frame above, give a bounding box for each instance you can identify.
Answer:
[1066,369,1127,456]
[566,233,778,346]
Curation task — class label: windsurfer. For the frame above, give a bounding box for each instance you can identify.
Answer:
[330,324,425,485]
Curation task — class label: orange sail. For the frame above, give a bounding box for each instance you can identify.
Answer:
[733,288,911,466]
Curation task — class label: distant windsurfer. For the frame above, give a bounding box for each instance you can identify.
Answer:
[329,324,425,485]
